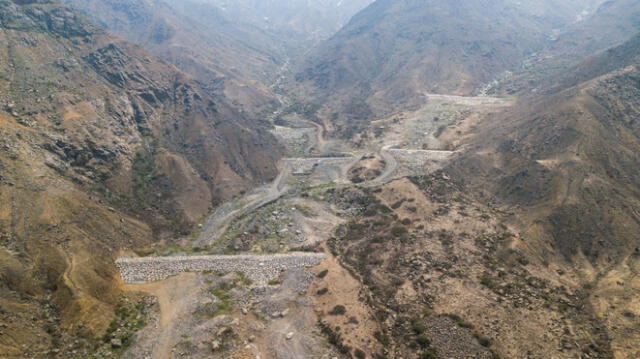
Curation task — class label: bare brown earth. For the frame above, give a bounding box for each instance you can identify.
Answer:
[111,80,636,359]
[109,90,583,359]
[0,1,282,357]
[310,246,384,358]
[4,2,640,359]
[327,176,613,359]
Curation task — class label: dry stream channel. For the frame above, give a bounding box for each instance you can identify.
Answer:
[114,94,510,359]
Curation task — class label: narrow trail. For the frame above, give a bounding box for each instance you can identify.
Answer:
[368,144,399,186]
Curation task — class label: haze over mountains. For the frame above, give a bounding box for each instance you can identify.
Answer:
[63,0,374,116]
[295,0,633,134]
[1,0,640,358]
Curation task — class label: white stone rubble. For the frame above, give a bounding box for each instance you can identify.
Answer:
[115,252,325,285]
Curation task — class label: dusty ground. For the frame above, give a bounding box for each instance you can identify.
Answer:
[122,267,338,359]
[310,246,384,358]
[111,94,512,359]
[112,92,632,359]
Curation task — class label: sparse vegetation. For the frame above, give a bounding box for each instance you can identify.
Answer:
[474,333,492,347]
[412,320,426,334]
[329,305,347,315]
[445,313,474,329]
[420,350,439,359]
[416,334,431,348]
[317,287,329,295]
[479,273,497,290]
[319,321,352,354]
[200,284,234,318]
[87,297,149,359]
[391,225,408,237]
[235,271,253,286]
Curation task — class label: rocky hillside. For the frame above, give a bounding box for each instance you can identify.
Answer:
[0,0,282,357]
[325,175,615,359]
[449,33,640,358]
[62,0,375,117]
[62,0,288,116]
[294,0,604,135]
[197,0,374,46]
[493,0,640,95]
[454,33,640,263]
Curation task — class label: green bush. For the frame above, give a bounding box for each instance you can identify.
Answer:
[354,348,366,359]
[420,350,438,359]
[446,314,473,329]
[411,320,426,334]
[329,305,347,315]
[416,335,431,348]
[479,273,496,289]
[363,206,378,217]
[474,333,492,347]
[391,225,408,237]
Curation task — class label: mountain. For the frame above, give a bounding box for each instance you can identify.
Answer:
[491,0,640,95]
[62,0,375,117]
[294,0,605,136]
[196,0,375,46]
[550,0,640,62]
[456,32,640,264]
[0,0,281,356]
[450,33,640,357]
[62,0,287,116]
[325,32,640,359]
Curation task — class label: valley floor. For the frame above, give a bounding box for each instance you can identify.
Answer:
[108,93,618,359]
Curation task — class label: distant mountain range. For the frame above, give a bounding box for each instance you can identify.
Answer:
[293,0,633,135]
[2,0,640,358]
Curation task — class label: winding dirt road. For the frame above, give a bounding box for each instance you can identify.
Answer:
[195,161,292,247]
[119,92,512,359]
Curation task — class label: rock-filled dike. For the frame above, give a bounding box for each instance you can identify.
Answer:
[116,252,325,285]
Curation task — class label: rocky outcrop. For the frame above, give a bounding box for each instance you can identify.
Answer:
[0,1,282,356]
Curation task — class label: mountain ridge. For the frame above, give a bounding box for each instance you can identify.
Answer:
[0,1,282,356]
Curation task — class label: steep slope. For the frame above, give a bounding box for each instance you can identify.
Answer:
[63,0,375,117]
[549,0,640,65]
[294,0,604,135]
[450,34,640,358]
[63,0,287,116]
[494,0,640,95]
[0,0,282,357]
[455,34,640,263]
[197,0,375,46]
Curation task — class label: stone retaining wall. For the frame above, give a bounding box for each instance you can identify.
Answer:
[115,252,325,284]
[285,157,355,175]
[389,149,454,173]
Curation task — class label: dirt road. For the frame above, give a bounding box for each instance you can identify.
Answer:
[195,161,292,247]
[118,92,511,359]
